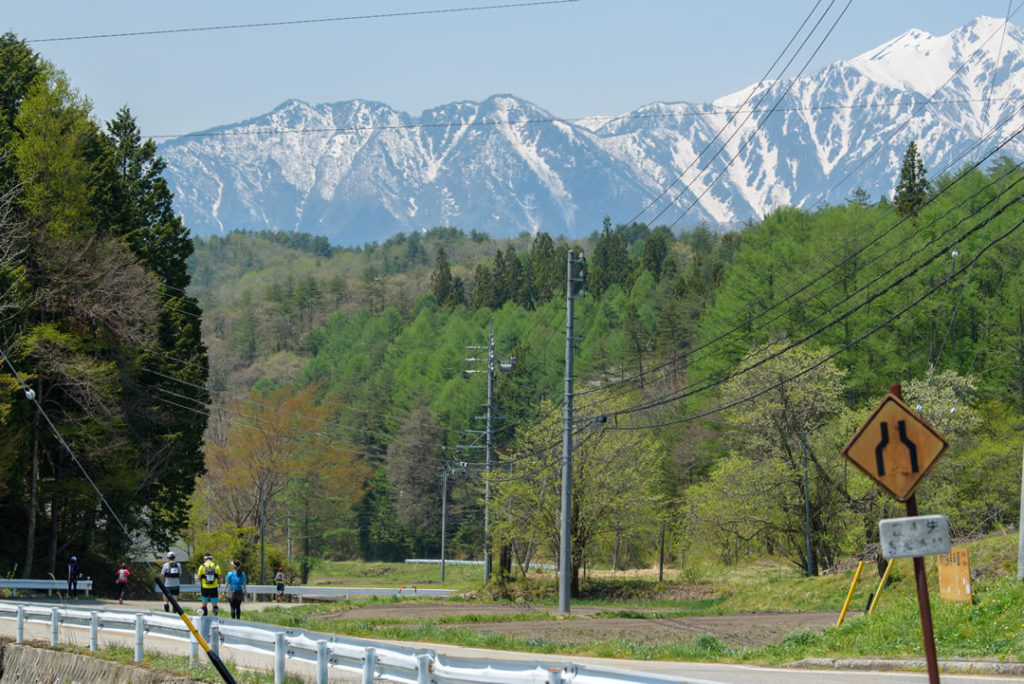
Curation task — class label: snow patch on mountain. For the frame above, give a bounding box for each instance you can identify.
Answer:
[162,17,1024,244]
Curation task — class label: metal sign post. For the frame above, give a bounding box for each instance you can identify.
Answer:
[843,384,944,684]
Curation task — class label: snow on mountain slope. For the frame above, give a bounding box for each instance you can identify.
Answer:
[161,17,1024,244]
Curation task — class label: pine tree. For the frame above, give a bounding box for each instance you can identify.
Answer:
[893,140,929,219]
[430,247,454,305]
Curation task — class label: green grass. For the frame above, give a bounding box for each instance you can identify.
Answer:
[308,559,482,591]
[263,532,1024,666]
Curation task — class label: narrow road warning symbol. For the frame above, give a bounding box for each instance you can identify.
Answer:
[843,393,947,502]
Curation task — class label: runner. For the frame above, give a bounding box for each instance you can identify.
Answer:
[197,553,221,616]
[274,566,286,602]
[160,551,183,612]
[115,563,130,604]
[67,556,79,598]
[225,560,247,619]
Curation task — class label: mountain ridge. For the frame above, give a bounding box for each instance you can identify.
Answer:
[161,16,1024,245]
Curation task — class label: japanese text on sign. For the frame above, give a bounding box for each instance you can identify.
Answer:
[879,514,951,559]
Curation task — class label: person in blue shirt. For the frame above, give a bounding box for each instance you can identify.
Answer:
[225,560,248,619]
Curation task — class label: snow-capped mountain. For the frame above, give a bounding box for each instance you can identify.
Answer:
[161,16,1024,245]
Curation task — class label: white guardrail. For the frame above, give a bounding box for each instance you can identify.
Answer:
[0,601,721,684]
[0,578,94,597]
[157,584,455,602]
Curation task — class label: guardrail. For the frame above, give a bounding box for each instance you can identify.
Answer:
[154,584,455,602]
[406,559,558,570]
[0,579,94,597]
[0,601,719,684]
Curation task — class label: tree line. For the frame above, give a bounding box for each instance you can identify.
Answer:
[0,34,208,586]
[3,27,1021,594]
[191,144,1024,591]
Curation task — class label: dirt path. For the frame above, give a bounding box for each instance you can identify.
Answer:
[318,602,845,648]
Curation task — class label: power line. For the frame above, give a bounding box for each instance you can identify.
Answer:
[811,5,1024,211]
[606,187,1024,428]
[145,96,1024,141]
[572,96,1024,404]
[626,0,838,226]
[27,1,579,43]
[578,114,1024,413]
[661,0,854,231]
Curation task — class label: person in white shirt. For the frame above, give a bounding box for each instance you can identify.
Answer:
[160,552,183,613]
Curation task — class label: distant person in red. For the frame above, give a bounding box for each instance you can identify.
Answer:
[115,563,130,604]
[275,566,286,602]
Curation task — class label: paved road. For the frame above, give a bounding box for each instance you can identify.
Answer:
[2,598,1022,683]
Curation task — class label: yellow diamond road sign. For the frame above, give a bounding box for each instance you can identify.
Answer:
[842,393,948,502]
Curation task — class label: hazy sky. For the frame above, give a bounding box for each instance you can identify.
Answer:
[4,1,1018,139]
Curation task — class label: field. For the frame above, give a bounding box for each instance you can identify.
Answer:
[245,532,1024,664]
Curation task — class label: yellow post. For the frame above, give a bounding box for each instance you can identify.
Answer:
[836,560,864,627]
[868,558,895,614]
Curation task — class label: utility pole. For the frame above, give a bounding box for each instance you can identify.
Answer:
[559,249,584,616]
[440,461,467,583]
[1018,444,1024,580]
[802,429,816,577]
[259,468,266,585]
[466,319,513,584]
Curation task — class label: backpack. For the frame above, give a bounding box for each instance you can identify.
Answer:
[203,563,216,584]
[165,561,180,578]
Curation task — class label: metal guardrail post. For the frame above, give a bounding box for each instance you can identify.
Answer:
[316,640,327,684]
[416,653,432,684]
[134,613,145,662]
[50,607,58,646]
[89,611,99,651]
[548,667,563,684]
[15,605,23,643]
[189,630,198,666]
[198,615,211,643]
[362,646,375,684]
[274,631,286,684]
[211,620,220,656]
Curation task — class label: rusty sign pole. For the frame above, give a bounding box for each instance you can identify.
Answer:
[891,384,940,684]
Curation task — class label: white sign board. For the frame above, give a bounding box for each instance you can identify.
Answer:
[879,514,951,559]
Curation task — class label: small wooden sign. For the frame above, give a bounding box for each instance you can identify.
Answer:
[937,547,972,604]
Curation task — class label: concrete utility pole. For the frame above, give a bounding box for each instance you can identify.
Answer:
[440,462,467,583]
[559,249,583,616]
[259,468,266,584]
[466,319,513,584]
[1018,444,1024,580]
[802,429,816,577]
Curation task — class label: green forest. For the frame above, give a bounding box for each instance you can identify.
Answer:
[2,32,1024,592]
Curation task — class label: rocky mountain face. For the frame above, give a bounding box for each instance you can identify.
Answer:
[161,17,1024,245]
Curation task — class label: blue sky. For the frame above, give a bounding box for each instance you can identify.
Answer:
[4,1,1016,139]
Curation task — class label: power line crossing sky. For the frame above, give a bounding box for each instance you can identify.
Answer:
[3,1,1014,138]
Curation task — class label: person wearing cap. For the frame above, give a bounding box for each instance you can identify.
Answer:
[115,562,130,604]
[225,560,247,619]
[67,556,79,598]
[160,551,183,612]
[197,553,221,616]
[274,566,286,602]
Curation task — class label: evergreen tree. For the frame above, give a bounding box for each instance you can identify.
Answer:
[431,247,454,306]
[528,232,562,303]
[588,217,631,295]
[639,227,670,282]
[893,140,929,218]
